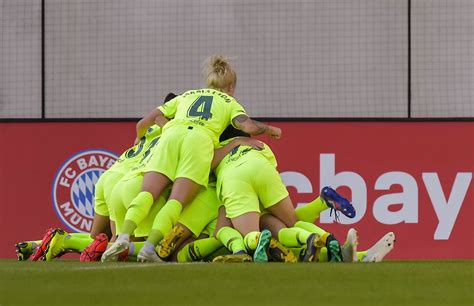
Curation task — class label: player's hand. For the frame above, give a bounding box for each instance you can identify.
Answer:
[239,137,264,150]
[267,126,281,139]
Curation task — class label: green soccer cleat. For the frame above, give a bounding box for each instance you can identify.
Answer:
[326,234,343,262]
[158,226,185,259]
[43,228,69,261]
[342,228,359,263]
[253,229,272,263]
[15,241,37,261]
[267,238,297,263]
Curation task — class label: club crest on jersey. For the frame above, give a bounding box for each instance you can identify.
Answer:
[52,150,118,232]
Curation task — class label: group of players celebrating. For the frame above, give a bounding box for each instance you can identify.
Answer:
[16,55,395,264]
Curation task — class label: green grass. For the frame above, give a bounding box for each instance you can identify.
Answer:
[0,260,472,306]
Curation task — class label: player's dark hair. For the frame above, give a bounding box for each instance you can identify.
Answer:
[219,125,250,142]
[163,92,177,104]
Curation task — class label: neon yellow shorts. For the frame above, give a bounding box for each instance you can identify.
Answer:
[143,125,214,187]
[94,170,124,217]
[218,158,289,219]
[201,219,217,237]
[178,186,219,237]
[110,174,170,236]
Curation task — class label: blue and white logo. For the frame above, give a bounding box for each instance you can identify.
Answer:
[52,150,118,232]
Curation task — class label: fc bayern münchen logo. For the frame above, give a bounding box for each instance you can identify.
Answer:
[52,149,118,232]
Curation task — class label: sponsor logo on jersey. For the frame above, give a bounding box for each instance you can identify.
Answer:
[52,150,118,232]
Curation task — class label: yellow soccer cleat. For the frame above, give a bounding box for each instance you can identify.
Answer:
[157,226,185,259]
[43,228,69,261]
[267,238,297,263]
[15,241,37,261]
[212,252,252,263]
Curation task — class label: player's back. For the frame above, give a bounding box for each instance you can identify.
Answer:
[159,89,246,146]
[215,139,277,178]
[109,125,162,175]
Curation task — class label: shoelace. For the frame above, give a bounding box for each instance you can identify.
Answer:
[330,207,341,223]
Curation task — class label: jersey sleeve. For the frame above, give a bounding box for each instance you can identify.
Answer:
[158,95,179,118]
[229,100,247,127]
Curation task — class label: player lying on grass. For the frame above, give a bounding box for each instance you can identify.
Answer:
[102,55,282,262]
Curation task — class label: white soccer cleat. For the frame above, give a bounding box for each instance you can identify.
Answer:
[101,239,130,262]
[342,228,359,263]
[362,232,395,262]
[137,245,163,263]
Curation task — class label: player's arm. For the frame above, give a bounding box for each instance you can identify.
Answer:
[211,137,263,169]
[135,93,178,144]
[135,108,167,144]
[232,114,281,139]
[135,109,158,144]
[154,110,170,128]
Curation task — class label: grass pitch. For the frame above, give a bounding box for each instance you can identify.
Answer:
[0,260,472,306]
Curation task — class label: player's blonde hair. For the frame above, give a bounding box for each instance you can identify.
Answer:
[203,55,236,92]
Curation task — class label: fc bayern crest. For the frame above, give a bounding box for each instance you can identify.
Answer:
[52,149,118,232]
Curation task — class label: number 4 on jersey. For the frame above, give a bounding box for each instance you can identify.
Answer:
[188,96,213,120]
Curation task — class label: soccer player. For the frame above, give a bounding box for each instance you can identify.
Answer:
[102,55,282,261]
[132,137,265,262]
[261,194,395,263]
[209,125,326,262]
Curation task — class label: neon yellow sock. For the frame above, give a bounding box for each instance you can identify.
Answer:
[357,250,368,262]
[295,197,328,222]
[128,242,145,257]
[243,231,260,251]
[122,220,138,236]
[205,246,230,260]
[278,227,311,247]
[62,235,94,252]
[177,238,223,262]
[123,191,154,234]
[70,233,93,239]
[289,247,304,260]
[316,247,329,262]
[294,221,328,237]
[216,227,246,254]
[151,199,183,240]
[147,230,164,247]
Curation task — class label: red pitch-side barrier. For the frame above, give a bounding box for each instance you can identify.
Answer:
[0,121,472,259]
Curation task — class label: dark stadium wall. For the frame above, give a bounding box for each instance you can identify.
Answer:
[0,121,472,259]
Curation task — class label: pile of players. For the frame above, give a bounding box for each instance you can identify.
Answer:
[16,55,395,264]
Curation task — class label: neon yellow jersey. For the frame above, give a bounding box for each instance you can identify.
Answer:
[158,88,246,146]
[214,138,277,178]
[108,125,162,175]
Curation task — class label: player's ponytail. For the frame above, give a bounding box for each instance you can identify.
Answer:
[203,55,236,92]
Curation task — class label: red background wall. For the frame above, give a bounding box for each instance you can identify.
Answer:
[0,121,472,259]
